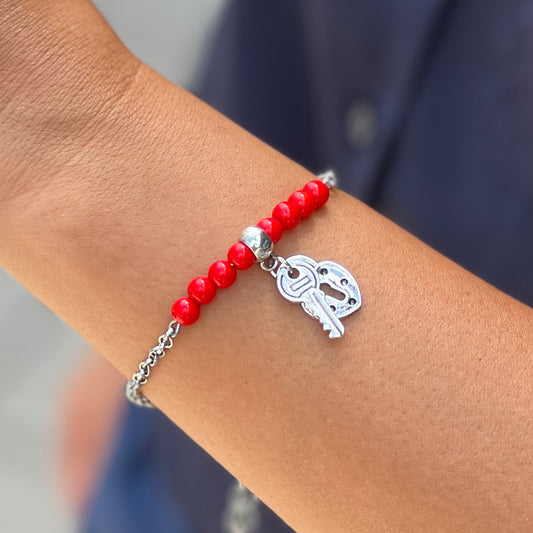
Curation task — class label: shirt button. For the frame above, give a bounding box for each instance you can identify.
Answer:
[344,99,378,149]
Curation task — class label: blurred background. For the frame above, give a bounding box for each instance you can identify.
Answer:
[0,1,226,531]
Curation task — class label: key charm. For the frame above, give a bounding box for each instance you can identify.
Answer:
[273,255,361,338]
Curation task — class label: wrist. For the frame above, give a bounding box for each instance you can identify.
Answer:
[0,0,141,219]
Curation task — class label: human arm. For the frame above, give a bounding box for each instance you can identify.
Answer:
[1,2,533,531]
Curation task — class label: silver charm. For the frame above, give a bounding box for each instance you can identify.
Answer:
[270,254,361,338]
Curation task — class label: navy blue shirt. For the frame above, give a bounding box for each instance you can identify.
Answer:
[83,1,533,531]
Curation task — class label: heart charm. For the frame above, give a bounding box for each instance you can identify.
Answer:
[315,259,362,319]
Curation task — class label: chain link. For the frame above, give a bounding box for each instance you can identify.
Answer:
[125,320,181,407]
[259,252,293,278]
[318,169,337,189]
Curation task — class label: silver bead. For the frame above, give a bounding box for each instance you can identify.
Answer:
[239,226,273,262]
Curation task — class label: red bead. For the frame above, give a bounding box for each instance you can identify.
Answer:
[227,241,255,270]
[208,260,237,288]
[172,297,200,326]
[272,200,301,230]
[288,190,316,219]
[303,179,329,208]
[188,276,216,305]
[256,217,284,243]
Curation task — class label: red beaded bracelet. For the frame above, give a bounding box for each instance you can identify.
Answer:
[126,171,361,407]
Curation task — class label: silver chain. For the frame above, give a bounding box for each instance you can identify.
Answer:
[221,480,261,533]
[125,320,181,407]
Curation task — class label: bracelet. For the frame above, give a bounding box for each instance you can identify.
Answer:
[125,171,362,407]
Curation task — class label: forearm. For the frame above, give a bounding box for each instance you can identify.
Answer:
[2,3,533,532]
